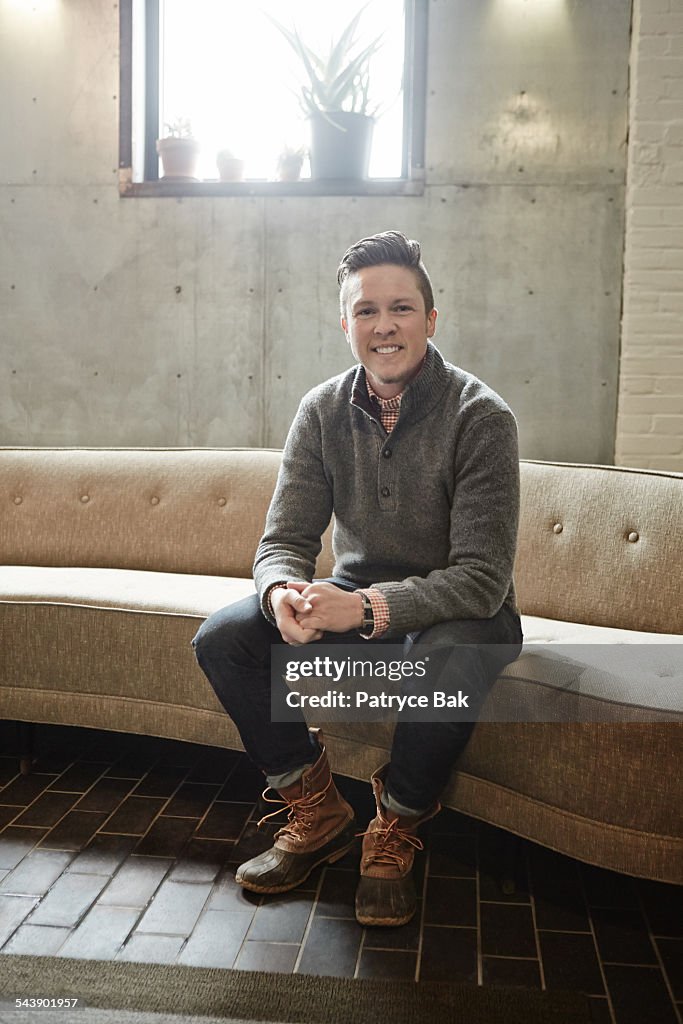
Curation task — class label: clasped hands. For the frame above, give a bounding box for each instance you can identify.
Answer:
[271,581,363,646]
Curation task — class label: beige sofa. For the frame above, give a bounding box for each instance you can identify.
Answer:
[1,448,681,884]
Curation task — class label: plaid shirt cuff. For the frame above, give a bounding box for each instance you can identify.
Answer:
[358,587,390,639]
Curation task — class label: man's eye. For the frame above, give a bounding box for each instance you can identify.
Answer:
[356,308,375,317]
[394,305,413,313]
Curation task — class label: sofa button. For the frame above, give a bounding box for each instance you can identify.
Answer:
[628,531,639,543]
[150,496,160,506]
[553,523,563,534]
[14,496,22,505]
[80,495,90,503]
[217,497,227,507]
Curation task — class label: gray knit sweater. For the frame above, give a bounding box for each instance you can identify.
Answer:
[254,342,519,638]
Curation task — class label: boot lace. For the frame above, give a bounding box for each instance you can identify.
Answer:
[356,816,424,870]
[256,776,333,844]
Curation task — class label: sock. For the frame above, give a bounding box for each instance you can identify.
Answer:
[381,785,430,819]
[267,764,308,791]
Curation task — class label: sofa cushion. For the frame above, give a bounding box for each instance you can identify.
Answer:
[0,565,255,616]
[521,613,683,645]
[517,617,682,711]
[504,615,683,720]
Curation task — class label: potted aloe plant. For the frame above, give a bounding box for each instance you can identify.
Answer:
[156,117,201,180]
[271,8,383,180]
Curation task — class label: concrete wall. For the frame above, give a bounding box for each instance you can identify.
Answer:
[615,0,683,471]
[1,0,632,461]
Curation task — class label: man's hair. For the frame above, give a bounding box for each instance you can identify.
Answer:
[337,230,435,316]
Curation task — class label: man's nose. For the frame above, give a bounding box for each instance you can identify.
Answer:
[374,312,397,335]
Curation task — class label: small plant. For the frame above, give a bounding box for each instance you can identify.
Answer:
[277,143,307,181]
[270,6,383,119]
[278,143,307,162]
[156,117,200,180]
[162,116,194,140]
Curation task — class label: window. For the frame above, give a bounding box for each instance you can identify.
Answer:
[119,0,427,196]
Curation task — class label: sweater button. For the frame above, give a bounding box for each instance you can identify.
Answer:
[383,448,392,458]
[381,486,391,497]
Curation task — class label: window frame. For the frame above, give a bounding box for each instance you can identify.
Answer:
[118,0,428,198]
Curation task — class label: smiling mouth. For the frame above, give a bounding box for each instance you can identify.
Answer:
[373,345,402,354]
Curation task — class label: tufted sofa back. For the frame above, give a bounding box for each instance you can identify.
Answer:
[514,460,682,634]
[0,447,335,580]
[1,449,680,634]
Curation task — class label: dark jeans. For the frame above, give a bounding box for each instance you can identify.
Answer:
[192,579,523,811]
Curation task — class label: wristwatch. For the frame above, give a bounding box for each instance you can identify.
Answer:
[358,591,375,635]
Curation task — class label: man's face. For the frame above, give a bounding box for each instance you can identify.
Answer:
[341,264,437,400]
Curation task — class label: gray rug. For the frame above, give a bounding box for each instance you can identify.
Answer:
[0,955,592,1024]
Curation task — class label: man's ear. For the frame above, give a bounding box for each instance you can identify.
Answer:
[427,308,438,337]
[341,315,348,335]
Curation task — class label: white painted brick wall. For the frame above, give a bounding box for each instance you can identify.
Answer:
[616,0,683,470]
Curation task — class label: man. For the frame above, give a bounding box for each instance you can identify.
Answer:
[192,231,522,927]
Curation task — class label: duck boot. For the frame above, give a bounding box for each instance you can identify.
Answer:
[236,734,356,894]
[355,768,439,927]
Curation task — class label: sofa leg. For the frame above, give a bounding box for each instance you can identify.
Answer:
[17,722,36,776]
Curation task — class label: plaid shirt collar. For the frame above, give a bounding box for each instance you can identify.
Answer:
[366,379,402,433]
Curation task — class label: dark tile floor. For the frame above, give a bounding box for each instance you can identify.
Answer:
[0,723,681,1024]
